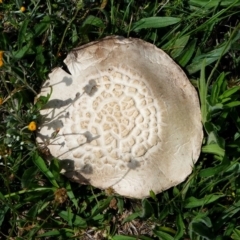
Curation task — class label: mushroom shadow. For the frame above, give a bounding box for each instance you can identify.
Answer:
[60,159,92,184]
[83,79,98,96]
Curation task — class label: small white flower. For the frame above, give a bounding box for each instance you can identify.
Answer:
[8,144,12,147]
[6,133,11,138]
[16,136,20,141]
[20,146,23,150]
[20,141,24,145]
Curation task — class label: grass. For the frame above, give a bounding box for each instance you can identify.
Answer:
[1,0,240,239]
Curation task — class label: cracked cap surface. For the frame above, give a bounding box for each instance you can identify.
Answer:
[37,36,203,198]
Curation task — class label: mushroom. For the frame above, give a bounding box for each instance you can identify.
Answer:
[37,36,203,199]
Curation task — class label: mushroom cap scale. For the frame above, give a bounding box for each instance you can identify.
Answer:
[37,36,203,199]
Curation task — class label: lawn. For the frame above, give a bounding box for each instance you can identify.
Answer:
[1,0,240,239]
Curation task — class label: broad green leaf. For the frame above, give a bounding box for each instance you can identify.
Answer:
[153,229,174,240]
[58,210,87,228]
[18,19,30,48]
[122,212,140,224]
[37,230,62,237]
[175,214,185,240]
[206,131,225,149]
[13,41,32,59]
[170,35,190,59]
[202,143,225,156]
[139,199,154,218]
[184,194,225,208]
[131,17,181,31]
[32,153,59,188]
[34,15,51,37]
[178,38,197,67]
[82,15,105,28]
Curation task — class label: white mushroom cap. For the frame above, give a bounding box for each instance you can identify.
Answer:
[37,36,203,199]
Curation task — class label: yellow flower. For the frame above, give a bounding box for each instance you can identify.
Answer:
[0,51,3,58]
[0,60,3,67]
[20,6,26,12]
[0,0,2,3]
[28,121,37,131]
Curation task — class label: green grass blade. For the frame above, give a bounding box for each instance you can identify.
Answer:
[209,72,226,105]
[65,180,79,210]
[184,194,225,208]
[18,18,30,48]
[198,59,208,124]
[175,214,185,240]
[178,38,197,67]
[187,43,231,74]
[131,17,181,31]
[37,229,74,238]
[34,15,51,37]
[170,35,190,59]
[153,229,174,240]
[0,206,9,227]
[58,210,87,228]
[199,160,229,177]
[113,236,143,240]
[32,153,59,188]
[190,0,240,8]
[219,86,240,100]
[214,200,240,231]
[224,101,240,108]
